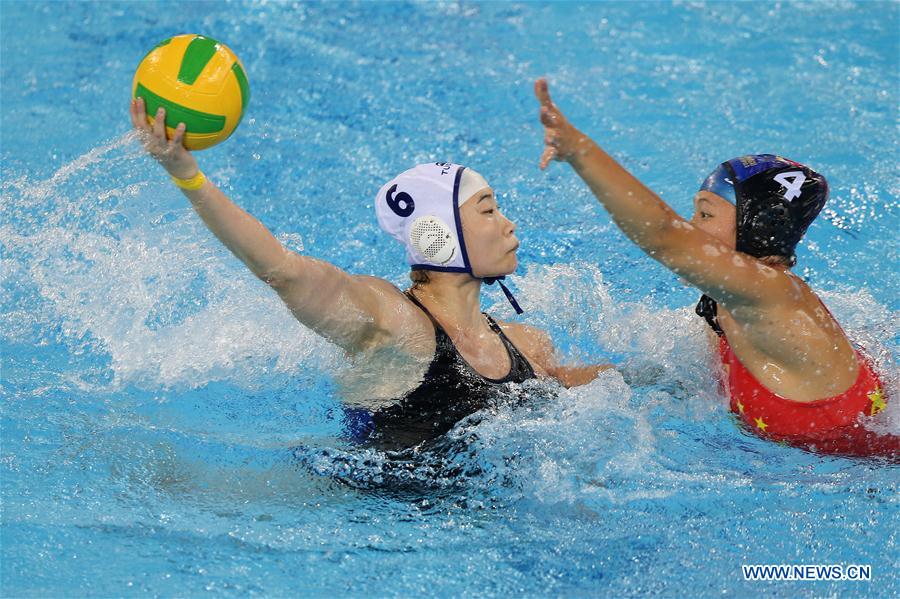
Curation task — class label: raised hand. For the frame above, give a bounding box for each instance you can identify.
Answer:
[534,78,586,170]
[129,97,199,180]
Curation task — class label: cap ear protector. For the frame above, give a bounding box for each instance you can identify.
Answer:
[409,215,458,265]
[748,200,794,245]
[735,187,796,258]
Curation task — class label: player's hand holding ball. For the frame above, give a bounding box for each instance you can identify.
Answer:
[130,98,198,179]
[129,34,250,181]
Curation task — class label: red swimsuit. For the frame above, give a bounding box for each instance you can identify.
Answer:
[718,337,898,459]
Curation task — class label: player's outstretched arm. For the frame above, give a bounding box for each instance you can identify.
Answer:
[532,79,793,309]
[129,98,388,352]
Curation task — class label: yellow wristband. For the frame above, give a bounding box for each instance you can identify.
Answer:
[171,171,206,191]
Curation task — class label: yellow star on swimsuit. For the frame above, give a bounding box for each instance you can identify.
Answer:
[754,417,768,432]
[868,388,886,416]
[737,401,745,414]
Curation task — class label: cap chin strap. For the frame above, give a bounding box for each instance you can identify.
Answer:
[481,276,523,315]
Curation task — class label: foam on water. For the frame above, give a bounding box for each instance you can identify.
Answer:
[3,137,340,393]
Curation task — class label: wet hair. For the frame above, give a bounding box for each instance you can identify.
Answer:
[757,254,796,268]
[410,269,430,287]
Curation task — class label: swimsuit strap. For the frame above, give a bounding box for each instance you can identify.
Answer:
[483,313,503,333]
[403,289,442,331]
[483,313,518,349]
[483,314,536,380]
[404,290,510,343]
[696,294,724,337]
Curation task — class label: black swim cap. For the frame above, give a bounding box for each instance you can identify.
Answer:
[699,154,829,261]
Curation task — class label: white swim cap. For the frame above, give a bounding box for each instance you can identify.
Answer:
[376,162,488,272]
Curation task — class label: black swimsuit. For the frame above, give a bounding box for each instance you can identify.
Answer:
[344,291,536,451]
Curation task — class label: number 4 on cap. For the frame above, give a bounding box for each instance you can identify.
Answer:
[773,171,806,201]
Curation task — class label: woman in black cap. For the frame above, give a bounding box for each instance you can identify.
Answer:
[534,79,896,459]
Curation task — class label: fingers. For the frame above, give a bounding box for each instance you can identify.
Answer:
[130,97,148,130]
[170,122,186,149]
[152,106,167,140]
[540,105,559,127]
[130,97,157,150]
[534,78,553,107]
[535,80,562,170]
[130,96,181,156]
[539,146,557,170]
[131,97,159,150]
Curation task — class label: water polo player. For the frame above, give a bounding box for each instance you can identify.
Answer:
[129,98,611,452]
[533,79,897,459]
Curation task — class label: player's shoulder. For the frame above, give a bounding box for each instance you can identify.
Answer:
[353,276,432,327]
[352,274,401,295]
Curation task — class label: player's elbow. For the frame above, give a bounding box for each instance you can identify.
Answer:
[258,251,303,291]
[640,218,697,264]
[643,219,680,252]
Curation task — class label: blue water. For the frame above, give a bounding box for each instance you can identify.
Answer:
[2,1,898,597]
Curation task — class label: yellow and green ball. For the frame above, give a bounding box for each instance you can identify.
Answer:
[132,34,250,151]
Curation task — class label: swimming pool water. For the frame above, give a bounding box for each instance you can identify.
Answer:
[2,1,898,597]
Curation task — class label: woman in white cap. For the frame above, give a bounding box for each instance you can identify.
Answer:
[130,98,611,451]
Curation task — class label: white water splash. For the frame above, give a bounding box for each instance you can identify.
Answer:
[2,134,339,392]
